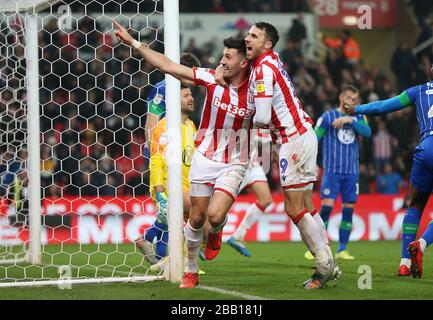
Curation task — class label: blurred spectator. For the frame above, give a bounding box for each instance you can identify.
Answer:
[288,13,307,44]
[323,30,361,64]
[183,38,203,62]
[409,0,432,29]
[359,164,373,194]
[387,109,415,153]
[373,121,392,175]
[210,0,225,12]
[391,42,417,92]
[377,163,405,194]
[280,39,302,74]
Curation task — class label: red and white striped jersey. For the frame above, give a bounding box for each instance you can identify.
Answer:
[248,51,313,145]
[193,67,254,164]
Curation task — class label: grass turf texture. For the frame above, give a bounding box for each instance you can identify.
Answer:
[1,241,433,300]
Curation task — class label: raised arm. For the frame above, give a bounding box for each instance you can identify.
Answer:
[113,20,195,85]
[353,92,411,116]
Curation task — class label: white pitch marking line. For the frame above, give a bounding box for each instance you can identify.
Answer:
[196,285,272,300]
[43,263,272,300]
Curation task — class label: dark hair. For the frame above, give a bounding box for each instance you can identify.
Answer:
[341,85,359,94]
[181,84,191,90]
[254,22,279,48]
[223,36,247,56]
[180,53,201,68]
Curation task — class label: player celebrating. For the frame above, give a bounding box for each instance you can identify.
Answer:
[347,81,433,278]
[242,22,339,289]
[227,129,273,257]
[113,20,254,288]
[135,85,196,265]
[305,86,371,261]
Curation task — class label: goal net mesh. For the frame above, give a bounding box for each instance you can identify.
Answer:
[0,0,169,285]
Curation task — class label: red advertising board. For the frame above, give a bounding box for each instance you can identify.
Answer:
[310,0,396,28]
[1,194,433,245]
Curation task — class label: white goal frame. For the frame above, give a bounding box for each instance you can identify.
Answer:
[0,0,184,287]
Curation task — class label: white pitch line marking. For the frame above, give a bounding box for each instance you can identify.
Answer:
[196,285,272,300]
[39,263,272,300]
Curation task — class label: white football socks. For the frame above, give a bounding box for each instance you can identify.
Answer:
[295,211,332,274]
[420,238,427,252]
[400,258,411,267]
[311,210,333,260]
[232,202,270,241]
[184,221,203,274]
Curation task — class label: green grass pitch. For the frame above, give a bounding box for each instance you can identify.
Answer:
[1,241,433,300]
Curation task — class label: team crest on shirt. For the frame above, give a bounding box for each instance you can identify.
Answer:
[337,128,355,144]
[182,145,194,167]
[256,80,265,94]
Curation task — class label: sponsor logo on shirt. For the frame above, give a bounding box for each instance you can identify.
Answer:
[213,96,253,117]
[337,128,356,145]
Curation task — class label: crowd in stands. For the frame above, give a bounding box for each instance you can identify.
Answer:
[76,0,310,14]
[0,2,429,198]
[179,0,309,13]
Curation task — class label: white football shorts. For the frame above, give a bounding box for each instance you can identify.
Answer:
[189,150,248,200]
[277,127,317,190]
[239,164,268,191]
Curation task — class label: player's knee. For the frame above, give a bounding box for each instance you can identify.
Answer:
[207,209,225,227]
[189,207,206,228]
[284,203,303,218]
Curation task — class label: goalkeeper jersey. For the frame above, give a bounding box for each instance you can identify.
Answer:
[149,117,196,198]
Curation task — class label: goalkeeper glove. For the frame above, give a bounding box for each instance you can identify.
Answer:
[155,191,168,227]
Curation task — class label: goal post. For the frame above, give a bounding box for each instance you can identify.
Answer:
[163,0,184,283]
[0,0,184,287]
[25,11,42,266]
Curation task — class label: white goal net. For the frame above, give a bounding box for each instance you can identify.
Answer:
[0,0,183,287]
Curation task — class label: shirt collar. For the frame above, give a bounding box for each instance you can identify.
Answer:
[252,50,275,68]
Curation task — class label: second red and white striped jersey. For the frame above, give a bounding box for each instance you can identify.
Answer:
[193,67,254,164]
[249,51,313,145]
